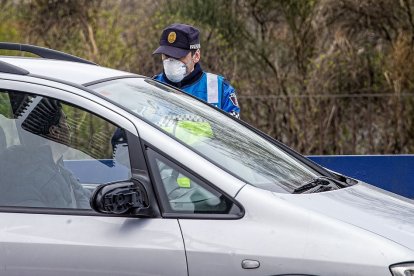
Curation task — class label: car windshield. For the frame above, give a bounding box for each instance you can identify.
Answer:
[90,77,321,193]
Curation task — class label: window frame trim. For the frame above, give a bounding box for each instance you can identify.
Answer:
[144,144,245,220]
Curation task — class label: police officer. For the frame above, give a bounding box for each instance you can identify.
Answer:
[153,23,240,118]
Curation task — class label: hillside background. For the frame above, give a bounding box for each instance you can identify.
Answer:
[1,0,414,155]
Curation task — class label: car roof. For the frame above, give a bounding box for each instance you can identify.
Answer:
[0,56,137,85]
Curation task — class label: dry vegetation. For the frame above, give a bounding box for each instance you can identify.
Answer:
[1,0,414,154]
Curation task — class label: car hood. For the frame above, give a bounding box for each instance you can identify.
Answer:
[274,183,414,251]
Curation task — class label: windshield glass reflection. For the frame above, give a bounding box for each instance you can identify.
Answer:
[91,78,320,193]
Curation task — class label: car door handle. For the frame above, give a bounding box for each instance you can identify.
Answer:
[242,259,260,269]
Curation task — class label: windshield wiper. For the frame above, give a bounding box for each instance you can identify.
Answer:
[293,177,347,194]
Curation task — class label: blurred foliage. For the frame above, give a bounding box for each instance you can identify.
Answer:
[1,0,414,154]
[0,0,20,44]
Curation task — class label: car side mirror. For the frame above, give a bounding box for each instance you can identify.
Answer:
[90,181,152,216]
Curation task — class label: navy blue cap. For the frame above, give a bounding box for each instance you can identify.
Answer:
[153,23,201,59]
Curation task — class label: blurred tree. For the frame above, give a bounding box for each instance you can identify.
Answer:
[20,0,102,60]
[1,0,414,155]
[0,0,21,44]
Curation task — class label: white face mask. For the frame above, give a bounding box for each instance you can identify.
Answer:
[163,58,188,83]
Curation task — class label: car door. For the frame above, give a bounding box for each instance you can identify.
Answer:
[0,79,187,276]
[144,146,249,276]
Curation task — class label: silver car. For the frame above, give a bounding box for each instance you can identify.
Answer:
[0,43,413,276]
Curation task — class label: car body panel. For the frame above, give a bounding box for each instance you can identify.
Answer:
[0,57,135,85]
[179,184,414,276]
[278,182,414,251]
[0,213,187,276]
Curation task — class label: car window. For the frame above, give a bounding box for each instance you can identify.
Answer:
[0,89,131,209]
[90,78,320,193]
[147,149,240,215]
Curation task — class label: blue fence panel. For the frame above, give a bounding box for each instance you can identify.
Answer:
[308,155,414,198]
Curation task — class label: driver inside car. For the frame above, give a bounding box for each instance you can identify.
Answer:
[0,97,91,209]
